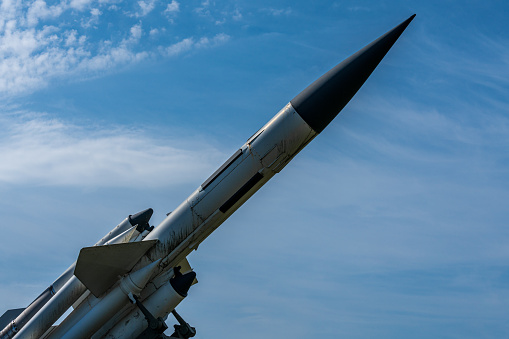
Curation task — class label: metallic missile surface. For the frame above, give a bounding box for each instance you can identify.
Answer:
[2,15,415,339]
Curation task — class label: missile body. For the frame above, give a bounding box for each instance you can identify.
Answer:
[141,102,316,270]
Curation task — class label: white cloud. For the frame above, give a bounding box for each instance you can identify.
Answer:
[232,8,242,21]
[26,0,65,27]
[81,46,147,71]
[210,32,229,45]
[129,23,142,41]
[69,0,94,11]
[149,28,159,37]
[0,1,232,96]
[261,7,292,16]
[194,0,210,16]
[64,29,78,46]
[161,33,229,57]
[81,7,102,28]
[90,7,102,16]
[195,33,230,48]
[162,37,194,56]
[136,0,156,17]
[214,18,226,25]
[0,111,224,187]
[164,0,179,14]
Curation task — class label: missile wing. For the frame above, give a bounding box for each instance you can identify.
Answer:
[1,14,415,339]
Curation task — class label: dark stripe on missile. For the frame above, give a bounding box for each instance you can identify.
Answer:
[247,129,264,144]
[202,149,243,190]
[219,172,263,213]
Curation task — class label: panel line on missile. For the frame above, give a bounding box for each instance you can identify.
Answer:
[219,172,263,213]
[201,149,243,190]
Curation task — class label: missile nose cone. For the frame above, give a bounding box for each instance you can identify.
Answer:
[128,259,161,290]
[129,208,154,228]
[170,270,197,297]
[291,14,416,133]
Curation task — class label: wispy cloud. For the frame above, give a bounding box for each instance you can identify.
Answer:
[160,33,230,57]
[26,0,66,26]
[194,0,211,16]
[81,7,102,28]
[135,0,156,17]
[232,8,242,21]
[164,0,180,23]
[260,7,292,17]
[164,0,180,14]
[0,109,224,187]
[413,27,509,102]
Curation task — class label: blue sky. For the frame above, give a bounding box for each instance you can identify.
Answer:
[1,1,508,338]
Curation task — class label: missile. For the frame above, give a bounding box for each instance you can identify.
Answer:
[6,14,415,339]
[74,14,415,337]
[101,268,196,339]
[12,209,155,339]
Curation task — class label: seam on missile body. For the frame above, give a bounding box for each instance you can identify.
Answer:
[219,172,263,213]
[201,149,243,190]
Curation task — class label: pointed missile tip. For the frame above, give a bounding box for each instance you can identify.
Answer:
[290,15,416,133]
[129,259,161,290]
[401,14,416,28]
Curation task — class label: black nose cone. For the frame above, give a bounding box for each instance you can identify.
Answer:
[291,14,415,133]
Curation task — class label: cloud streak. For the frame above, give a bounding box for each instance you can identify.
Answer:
[0,110,225,187]
[160,33,230,57]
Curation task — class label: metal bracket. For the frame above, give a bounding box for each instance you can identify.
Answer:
[132,294,196,339]
[133,295,169,339]
[169,309,196,339]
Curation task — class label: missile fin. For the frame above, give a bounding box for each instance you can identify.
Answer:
[75,240,158,297]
